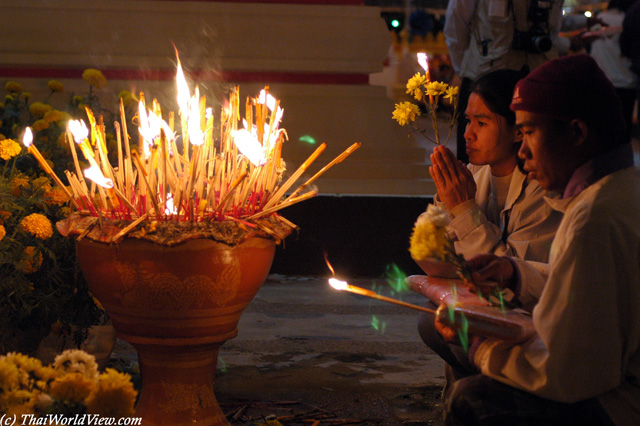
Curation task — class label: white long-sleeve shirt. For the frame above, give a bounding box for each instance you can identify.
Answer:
[474,153,640,425]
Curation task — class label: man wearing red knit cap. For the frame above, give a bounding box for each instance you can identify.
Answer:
[440,54,639,425]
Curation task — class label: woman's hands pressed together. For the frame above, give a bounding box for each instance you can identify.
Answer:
[429,146,476,210]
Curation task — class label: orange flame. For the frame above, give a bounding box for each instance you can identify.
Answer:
[324,253,336,276]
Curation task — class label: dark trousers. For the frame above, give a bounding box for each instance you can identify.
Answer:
[417,307,615,426]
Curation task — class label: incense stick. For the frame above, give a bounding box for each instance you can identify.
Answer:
[329,279,436,314]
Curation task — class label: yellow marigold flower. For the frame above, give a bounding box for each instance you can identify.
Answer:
[0,225,5,241]
[82,68,107,89]
[29,101,52,118]
[32,118,50,132]
[47,80,64,92]
[0,138,21,160]
[0,103,4,110]
[18,246,43,274]
[5,81,22,93]
[21,92,31,101]
[53,350,99,380]
[444,85,459,102]
[406,73,427,101]
[20,213,53,240]
[392,101,421,126]
[0,358,20,390]
[0,134,5,140]
[44,187,70,206]
[11,177,28,196]
[43,109,65,124]
[426,81,448,97]
[4,389,35,416]
[85,368,137,417]
[49,373,95,403]
[1,352,44,388]
[409,205,451,261]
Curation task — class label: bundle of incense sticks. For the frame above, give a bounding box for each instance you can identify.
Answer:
[35,52,361,228]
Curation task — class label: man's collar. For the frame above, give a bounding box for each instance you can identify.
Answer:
[562,143,634,199]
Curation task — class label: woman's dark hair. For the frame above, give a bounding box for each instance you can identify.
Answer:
[470,69,524,127]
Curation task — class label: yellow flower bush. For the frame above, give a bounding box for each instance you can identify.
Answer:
[0,138,21,160]
[392,68,460,146]
[82,68,107,89]
[0,224,5,241]
[0,350,137,419]
[20,213,53,240]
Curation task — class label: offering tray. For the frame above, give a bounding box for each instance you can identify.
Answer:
[406,275,535,342]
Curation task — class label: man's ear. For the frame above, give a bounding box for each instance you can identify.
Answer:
[514,128,523,143]
[569,119,588,147]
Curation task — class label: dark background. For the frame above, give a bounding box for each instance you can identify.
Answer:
[270,195,433,278]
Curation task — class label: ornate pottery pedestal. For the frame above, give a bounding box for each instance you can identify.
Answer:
[75,236,276,426]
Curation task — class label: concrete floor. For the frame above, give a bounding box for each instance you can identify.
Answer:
[110,273,446,426]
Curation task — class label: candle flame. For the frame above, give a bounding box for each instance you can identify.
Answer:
[175,54,190,117]
[68,120,89,143]
[84,165,114,188]
[22,127,33,147]
[417,52,429,73]
[329,278,348,291]
[324,252,336,276]
[232,128,266,166]
[165,192,177,215]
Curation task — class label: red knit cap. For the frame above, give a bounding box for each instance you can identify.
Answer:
[510,54,625,138]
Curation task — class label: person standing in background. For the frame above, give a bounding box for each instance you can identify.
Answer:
[620,0,640,140]
[590,0,637,143]
[443,0,565,162]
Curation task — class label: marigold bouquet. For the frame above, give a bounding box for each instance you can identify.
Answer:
[392,69,460,147]
[0,349,136,418]
[409,204,473,284]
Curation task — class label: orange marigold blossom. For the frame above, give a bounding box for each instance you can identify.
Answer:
[0,138,21,160]
[20,213,53,240]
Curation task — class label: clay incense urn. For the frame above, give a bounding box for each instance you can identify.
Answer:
[62,215,285,426]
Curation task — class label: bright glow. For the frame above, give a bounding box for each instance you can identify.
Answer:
[22,127,33,147]
[258,89,284,126]
[584,11,592,18]
[165,192,177,215]
[391,19,400,28]
[176,56,191,117]
[417,52,429,73]
[258,89,277,111]
[68,120,89,143]
[84,165,114,188]
[232,128,267,166]
[329,278,348,291]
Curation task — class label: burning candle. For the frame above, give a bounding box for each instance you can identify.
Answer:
[417,52,434,104]
[22,128,75,203]
[328,278,435,314]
